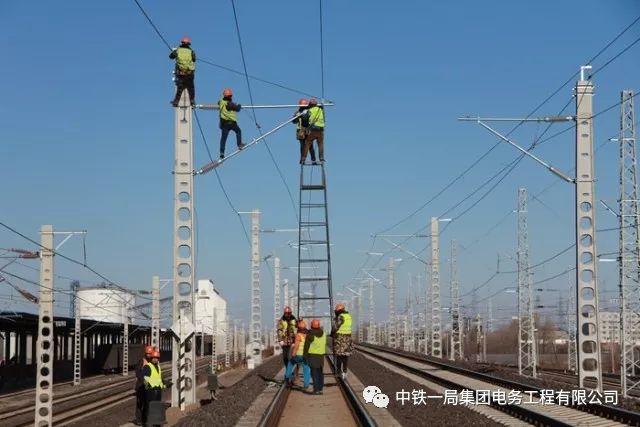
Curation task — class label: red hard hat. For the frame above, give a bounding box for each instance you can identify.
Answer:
[151,350,160,359]
[297,320,307,329]
[223,88,233,97]
[309,97,318,106]
[335,303,345,312]
[145,345,154,355]
[181,36,191,44]
[283,306,292,314]
[310,319,321,329]
[298,98,309,107]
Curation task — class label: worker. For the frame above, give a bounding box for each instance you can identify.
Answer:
[169,37,196,107]
[143,350,166,426]
[218,88,246,159]
[134,345,154,426]
[293,99,316,164]
[277,306,297,369]
[300,98,325,164]
[304,319,327,395]
[284,320,310,388]
[331,303,353,379]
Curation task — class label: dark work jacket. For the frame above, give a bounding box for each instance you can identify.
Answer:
[292,107,310,128]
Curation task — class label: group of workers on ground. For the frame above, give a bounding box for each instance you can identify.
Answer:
[170,37,325,165]
[277,303,353,395]
[134,345,167,426]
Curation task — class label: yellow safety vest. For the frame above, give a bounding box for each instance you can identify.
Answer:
[280,319,296,332]
[337,313,352,335]
[295,333,306,356]
[144,363,164,389]
[308,106,325,129]
[308,332,327,355]
[219,98,237,122]
[175,47,195,73]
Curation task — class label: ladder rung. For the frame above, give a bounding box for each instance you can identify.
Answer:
[301,185,325,190]
[300,259,329,263]
[300,240,328,245]
[301,203,326,208]
[300,277,329,282]
[300,222,327,227]
[298,297,332,300]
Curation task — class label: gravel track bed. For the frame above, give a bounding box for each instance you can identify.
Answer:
[175,356,282,427]
[366,345,640,414]
[350,352,502,427]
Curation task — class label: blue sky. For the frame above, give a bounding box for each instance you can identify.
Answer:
[1,0,639,329]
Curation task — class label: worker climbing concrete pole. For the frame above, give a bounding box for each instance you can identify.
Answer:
[169,37,196,107]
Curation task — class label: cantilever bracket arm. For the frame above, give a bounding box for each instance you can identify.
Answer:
[381,237,429,266]
[463,119,575,184]
[194,112,304,175]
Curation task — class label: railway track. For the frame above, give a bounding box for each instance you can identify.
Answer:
[358,344,640,426]
[257,356,376,427]
[0,358,211,427]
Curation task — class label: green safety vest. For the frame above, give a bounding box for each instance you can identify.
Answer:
[308,106,324,129]
[144,363,164,389]
[175,47,195,73]
[337,313,352,335]
[295,333,306,356]
[308,332,327,355]
[219,98,237,122]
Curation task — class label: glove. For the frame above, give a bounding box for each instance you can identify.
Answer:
[237,104,242,111]
[279,341,285,346]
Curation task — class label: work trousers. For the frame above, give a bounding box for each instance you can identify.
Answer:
[281,345,291,368]
[134,385,146,423]
[310,366,324,392]
[285,356,310,387]
[336,355,349,374]
[298,137,316,162]
[172,73,195,105]
[219,121,242,155]
[301,129,324,163]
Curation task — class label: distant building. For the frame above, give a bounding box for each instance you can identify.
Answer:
[194,279,227,353]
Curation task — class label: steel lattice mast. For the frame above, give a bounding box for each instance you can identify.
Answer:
[618,90,640,397]
[431,217,442,358]
[368,278,375,343]
[273,257,281,353]
[450,240,462,361]
[517,188,537,377]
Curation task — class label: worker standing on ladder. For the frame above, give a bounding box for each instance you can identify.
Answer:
[169,37,196,107]
[293,99,317,164]
[277,306,297,369]
[284,320,311,388]
[301,98,325,164]
[133,345,154,426]
[331,304,353,379]
[304,319,327,395]
[218,88,246,159]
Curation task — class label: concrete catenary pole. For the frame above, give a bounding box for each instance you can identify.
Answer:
[450,240,462,361]
[250,209,263,365]
[151,276,160,349]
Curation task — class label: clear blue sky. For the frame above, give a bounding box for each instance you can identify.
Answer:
[1,0,639,328]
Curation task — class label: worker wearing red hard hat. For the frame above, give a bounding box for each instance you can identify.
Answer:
[284,320,311,389]
[218,88,246,159]
[142,349,166,424]
[277,306,297,369]
[169,36,196,107]
[300,97,325,164]
[292,99,317,164]
[331,303,353,380]
[304,319,327,394]
[134,345,156,425]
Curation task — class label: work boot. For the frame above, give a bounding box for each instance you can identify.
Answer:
[219,153,225,160]
[237,143,247,150]
[171,101,179,107]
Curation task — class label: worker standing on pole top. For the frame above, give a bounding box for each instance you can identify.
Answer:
[218,88,246,159]
[293,99,317,164]
[331,303,353,379]
[277,306,297,369]
[133,345,154,426]
[301,98,325,164]
[304,319,327,395]
[169,37,196,107]
[285,320,311,389]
